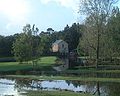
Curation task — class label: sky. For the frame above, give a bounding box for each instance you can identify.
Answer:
[0,0,80,36]
[0,0,120,36]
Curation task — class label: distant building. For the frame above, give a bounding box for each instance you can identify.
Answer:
[52,40,69,53]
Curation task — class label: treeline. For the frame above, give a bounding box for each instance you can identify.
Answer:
[0,23,82,59]
[0,34,17,57]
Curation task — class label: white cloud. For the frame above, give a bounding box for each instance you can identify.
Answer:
[6,21,26,31]
[40,0,79,12]
[40,0,80,24]
[0,0,30,30]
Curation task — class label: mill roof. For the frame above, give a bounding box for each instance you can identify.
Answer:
[53,40,63,45]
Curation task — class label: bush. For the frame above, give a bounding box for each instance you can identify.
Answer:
[0,57,16,62]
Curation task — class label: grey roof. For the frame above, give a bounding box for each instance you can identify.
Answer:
[53,40,63,45]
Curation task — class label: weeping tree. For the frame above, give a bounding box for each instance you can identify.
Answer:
[79,0,118,68]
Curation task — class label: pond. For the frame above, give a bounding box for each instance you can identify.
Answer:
[0,77,120,96]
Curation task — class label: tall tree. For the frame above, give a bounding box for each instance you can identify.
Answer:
[107,7,120,57]
[40,34,51,55]
[12,33,32,62]
[63,23,81,51]
[13,24,40,63]
[79,0,118,68]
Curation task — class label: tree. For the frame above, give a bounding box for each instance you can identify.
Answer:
[47,28,54,32]
[107,7,120,57]
[62,23,81,51]
[13,24,40,63]
[0,35,16,57]
[79,0,118,68]
[40,34,51,55]
[32,24,39,36]
[47,28,54,34]
[12,33,32,62]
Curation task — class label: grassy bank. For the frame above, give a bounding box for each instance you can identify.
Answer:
[22,90,92,96]
[65,69,120,74]
[6,75,120,83]
[0,56,120,77]
[0,56,57,72]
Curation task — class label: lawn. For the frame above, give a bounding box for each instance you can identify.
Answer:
[38,56,57,65]
[0,56,57,72]
[0,62,32,71]
[0,56,120,79]
[22,90,92,96]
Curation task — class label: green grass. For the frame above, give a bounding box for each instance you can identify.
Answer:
[65,68,120,74]
[22,90,92,96]
[38,56,57,66]
[0,62,32,71]
[0,56,57,72]
[0,56,120,75]
[7,75,120,83]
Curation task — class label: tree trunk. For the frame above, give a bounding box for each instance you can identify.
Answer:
[96,30,100,69]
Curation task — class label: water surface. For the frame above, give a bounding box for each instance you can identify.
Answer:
[0,77,120,96]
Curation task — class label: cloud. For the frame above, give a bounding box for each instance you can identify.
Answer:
[0,0,30,30]
[40,0,79,12]
[40,0,80,24]
[6,21,26,31]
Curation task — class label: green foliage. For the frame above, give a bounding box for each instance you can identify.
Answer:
[12,24,40,62]
[0,35,15,57]
[78,0,120,66]
[107,7,120,57]
[39,23,82,55]
[62,23,81,51]
[0,22,82,59]
[12,33,32,62]
[0,57,16,62]
[40,34,52,55]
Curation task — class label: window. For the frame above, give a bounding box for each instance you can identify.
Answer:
[62,44,64,48]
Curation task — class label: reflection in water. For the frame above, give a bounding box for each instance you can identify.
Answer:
[0,78,120,96]
[93,82,100,96]
[31,80,87,92]
[0,78,25,96]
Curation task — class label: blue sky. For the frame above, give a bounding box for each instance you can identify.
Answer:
[0,0,79,36]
